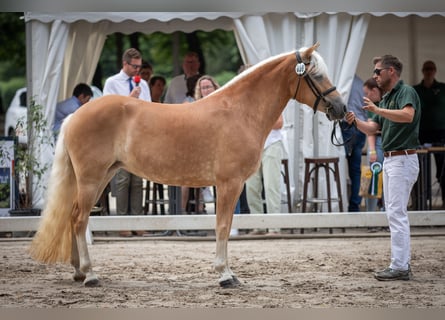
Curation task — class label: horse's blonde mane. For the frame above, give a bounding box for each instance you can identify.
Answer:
[222,48,328,90]
[304,49,328,78]
[223,51,290,90]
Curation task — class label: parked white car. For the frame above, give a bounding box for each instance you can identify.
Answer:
[4,86,102,144]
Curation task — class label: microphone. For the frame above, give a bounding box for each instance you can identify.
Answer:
[134,75,141,87]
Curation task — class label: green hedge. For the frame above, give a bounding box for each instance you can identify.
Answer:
[0,77,26,113]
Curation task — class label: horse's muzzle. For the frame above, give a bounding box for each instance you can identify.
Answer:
[326,102,347,121]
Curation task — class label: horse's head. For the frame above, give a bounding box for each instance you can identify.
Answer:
[293,43,346,121]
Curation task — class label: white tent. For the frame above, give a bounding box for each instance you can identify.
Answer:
[24,12,445,210]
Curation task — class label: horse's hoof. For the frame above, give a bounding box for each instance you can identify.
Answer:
[83,276,100,287]
[219,276,241,288]
[73,271,86,282]
[231,276,241,285]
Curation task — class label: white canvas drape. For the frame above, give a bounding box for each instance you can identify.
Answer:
[298,13,370,210]
[233,13,370,211]
[28,20,69,208]
[60,21,110,101]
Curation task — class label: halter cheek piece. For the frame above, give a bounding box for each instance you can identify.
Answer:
[293,51,337,115]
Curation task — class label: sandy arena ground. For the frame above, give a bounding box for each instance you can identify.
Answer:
[0,234,444,308]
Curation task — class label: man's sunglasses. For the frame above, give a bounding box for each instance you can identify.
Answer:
[373,68,389,76]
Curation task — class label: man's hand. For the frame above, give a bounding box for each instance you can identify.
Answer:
[345,111,356,126]
[130,86,141,98]
[363,97,379,114]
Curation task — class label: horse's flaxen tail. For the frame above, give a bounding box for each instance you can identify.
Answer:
[29,115,76,264]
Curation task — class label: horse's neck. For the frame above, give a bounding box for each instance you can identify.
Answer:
[231,59,293,135]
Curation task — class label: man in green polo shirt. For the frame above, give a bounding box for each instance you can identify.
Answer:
[346,54,421,281]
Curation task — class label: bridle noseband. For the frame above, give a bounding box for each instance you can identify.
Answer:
[293,50,349,147]
[293,51,336,115]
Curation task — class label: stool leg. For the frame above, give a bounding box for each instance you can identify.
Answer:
[195,188,200,214]
[333,161,345,233]
[302,161,310,213]
[152,181,158,215]
[144,180,149,214]
[282,159,292,213]
[324,164,333,234]
[325,164,332,213]
[314,165,320,212]
[157,184,166,215]
[301,161,312,234]
[334,162,344,212]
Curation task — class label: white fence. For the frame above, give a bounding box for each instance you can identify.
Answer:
[1,211,444,233]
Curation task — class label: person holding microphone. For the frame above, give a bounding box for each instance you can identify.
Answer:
[103,48,151,237]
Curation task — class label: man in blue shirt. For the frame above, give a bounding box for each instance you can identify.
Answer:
[53,83,93,138]
[341,74,367,212]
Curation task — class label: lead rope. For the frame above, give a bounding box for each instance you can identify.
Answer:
[330,120,357,147]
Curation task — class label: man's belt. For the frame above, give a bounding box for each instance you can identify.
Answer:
[383,149,417,157]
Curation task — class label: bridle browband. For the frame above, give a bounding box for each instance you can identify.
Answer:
[293,51,337,114]
[293,50,349,147]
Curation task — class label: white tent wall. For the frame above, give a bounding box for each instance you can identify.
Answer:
[298,13,371,211]
[26,19,70,208]
[60,21,110,101]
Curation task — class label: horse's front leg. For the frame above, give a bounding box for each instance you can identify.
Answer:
[213,182,243,288]
[72,198,100,287]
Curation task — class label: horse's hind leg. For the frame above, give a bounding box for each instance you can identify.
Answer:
[71,231,86,282]
[72,186,101,286]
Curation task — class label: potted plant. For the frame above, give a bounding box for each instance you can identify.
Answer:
[5,98,53,215]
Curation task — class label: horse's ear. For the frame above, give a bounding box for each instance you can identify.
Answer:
[302,42,320,60]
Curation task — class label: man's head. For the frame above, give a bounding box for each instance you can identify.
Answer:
[182,52,200,78]
[149,76,167,102]
[372,55,403,92]
[72,83,93,105]
[140,60,153,82]
[421,60,437,81]
[122,48,142,77]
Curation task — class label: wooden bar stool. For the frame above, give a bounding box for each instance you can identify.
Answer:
[144,181,167,215]
[301,157,344,233]
[186,187,216,214]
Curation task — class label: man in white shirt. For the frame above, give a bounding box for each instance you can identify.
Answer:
[164,51,201,104]
[103,48,151,237]
[246,114,285,235]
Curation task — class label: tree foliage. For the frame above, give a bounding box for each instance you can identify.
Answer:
[0,12,26,77]
[97,29,242,87]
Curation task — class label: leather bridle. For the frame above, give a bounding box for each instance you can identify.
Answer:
[293,50,350,147]
[293,51,337,115]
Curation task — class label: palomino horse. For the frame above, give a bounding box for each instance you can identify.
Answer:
[30,43,346,288]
